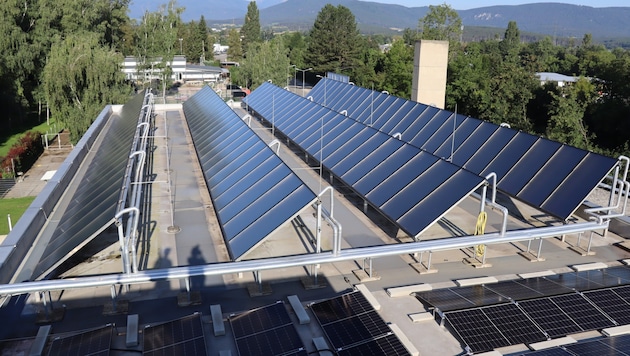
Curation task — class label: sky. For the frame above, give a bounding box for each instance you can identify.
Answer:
[369,1,629,9]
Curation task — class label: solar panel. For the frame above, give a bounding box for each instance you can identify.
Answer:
[599,334,630,354]
[414,285,506,312]
[611,285,630,301]
[321,310,393,350]
[48,325,113,356]
[234,324,305,356]
[545,272,604,291]
[515,277,574,297]
[184,86,317,259]
[601,266,630,282]
[229,302,292,338]
[306,78,618,221]
[576,269,630,288]
[311,291,374,325]
[244,83,484,238]
[33,93,146,278]
[484,280,546,301]
[310,291,409,353]
[517,298,582,337]
[483,303,547,345]
[564,339,623,356]
[143,313,206,356]
[445,307,512,353]
[229,302,305,356]
[336,334,410,356]
[515,348,573,355]
[549,293,615,331]
[583,289,630,325]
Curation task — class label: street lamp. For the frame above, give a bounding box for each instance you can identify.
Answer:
[295,67,312,97]
[287,64,296,90]
[316,74,326,106]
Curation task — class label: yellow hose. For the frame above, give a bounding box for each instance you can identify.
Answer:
[475,211,487,257]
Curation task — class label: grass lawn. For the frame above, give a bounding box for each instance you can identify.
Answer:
[0,197,35,235]
[0,119,59,158]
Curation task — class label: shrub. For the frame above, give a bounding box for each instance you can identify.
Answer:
[0,131,44,178]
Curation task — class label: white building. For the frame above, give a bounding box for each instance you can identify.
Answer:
[122,55,227,83]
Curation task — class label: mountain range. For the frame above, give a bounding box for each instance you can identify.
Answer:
[128,0,630,39]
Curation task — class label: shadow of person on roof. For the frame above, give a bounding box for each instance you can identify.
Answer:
[187,245,206,290]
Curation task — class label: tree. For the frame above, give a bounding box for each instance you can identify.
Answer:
[226,29,243,62]
[379,40,413,98]
[240,1,261,56]
[546,78,594,149]
[306,4,361,75]
[43,33,131,142]
[233,37,289,90]
[500,21,520,60]
[418,4,462,43]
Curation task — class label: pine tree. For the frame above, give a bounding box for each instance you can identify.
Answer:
[240,1,261,57]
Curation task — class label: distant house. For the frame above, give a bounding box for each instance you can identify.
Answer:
[123,55,227,83]
[535,72,581,87]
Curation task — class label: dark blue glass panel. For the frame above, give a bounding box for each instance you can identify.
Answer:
[353,145,420,195]
[518,145,588,206]
[346,90,374,119]
[353,92,389,122]
[541,152,617,219]
[382,100,423,134]
[206,133,260,167]
[308,119,360,161]
[584,289,630,325]
[372,97,410,131]
[434,117,484,160]
[452,118,498,168]
[423,113,468,154]
[480,132,538,180]
[499,138,562,194]
[206,147,268,190]
[463,126,516,173]
[370,96,399,123]
[205,139,266,184]
[381,161,460,220]
[364,152,437,205]
[283,105,325,138]
[397,169,483,235]
[295,110,339,150]
[341,140,405,185]
[404,106,440,146]
[217,165,292,223]
[325,128,376,169]
[227,185,315,258]
[410,110,452,149]
[518,298,582,338]
[212,155,276,197]
[333,134,389,176]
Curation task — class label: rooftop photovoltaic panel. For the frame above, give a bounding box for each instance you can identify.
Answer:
[321,310,393,350]
[311,291,409,354]
[565,336,630,355]
[336,334,410,356]
[583,289,630,325]
[484,280,546,301]
[514,277,574,297]
[445,307,513,353]
[445,303,548,353]
[414,285,507,312]
[183,86,317,259]
[244,83,485,238]
[308,78,618,220]
[517,297,583,338]
[229,302,292,339]
[143,313,206,356]
[545,271,614,291]
[48,325,113,356]
[229,302,305,356]
[550,293,615,331]
[516,348,573,355]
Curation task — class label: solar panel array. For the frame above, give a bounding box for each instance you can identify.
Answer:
[143,313,206,356]
[413,266,630,354]
[183,86,317,260]
[48,324,113,356]
[308,78,618,220]
[228,301,306,356]
[244,82,485,238]
[310,291,410,355]
[33,92,146,278]
[516,333,630,355]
